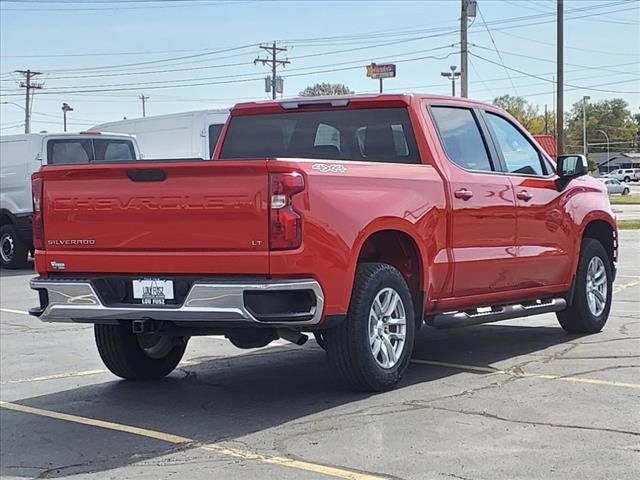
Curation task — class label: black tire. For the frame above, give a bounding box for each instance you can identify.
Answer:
[557,238,612,334]
[95,324,187,380]
[0,224,29,269]
[622,188,630,196]
[324,262,415,392]
[624,176,631,183]
[313,331,327,350]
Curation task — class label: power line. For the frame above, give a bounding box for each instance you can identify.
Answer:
[470,52,640,94]
[476,5,518,96]
[15,69,43,133]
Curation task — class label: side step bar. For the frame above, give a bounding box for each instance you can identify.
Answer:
[426,298,567,329]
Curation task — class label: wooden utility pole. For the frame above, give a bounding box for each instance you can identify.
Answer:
[15,69,43,134]
[255,42,289,100]
[460,0,469,98]
[556,0,564,155]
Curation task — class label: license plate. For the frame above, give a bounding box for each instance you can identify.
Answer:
[132,279,174,305]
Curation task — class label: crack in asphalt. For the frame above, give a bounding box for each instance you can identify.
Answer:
[402,402,640,438]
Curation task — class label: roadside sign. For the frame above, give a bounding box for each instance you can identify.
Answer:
[366,63,396,79]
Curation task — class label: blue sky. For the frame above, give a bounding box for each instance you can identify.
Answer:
[1,0,638,134]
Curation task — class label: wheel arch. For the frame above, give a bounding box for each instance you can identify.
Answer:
[0,209,16,226]
[581,217,617,266]
[352,222,426,326]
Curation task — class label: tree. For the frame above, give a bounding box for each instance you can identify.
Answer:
[565,98,638,154]
[492,95,548,134]
[299,83,354,97]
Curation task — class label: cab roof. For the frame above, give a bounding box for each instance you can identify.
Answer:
[231,93,495,115]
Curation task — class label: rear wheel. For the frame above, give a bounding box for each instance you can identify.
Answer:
[624,176,631,183]
[0,224,29,269]
[95,324,187,380]
[324,262,415,392]
[557,238,612,334]
[622,188,630,195]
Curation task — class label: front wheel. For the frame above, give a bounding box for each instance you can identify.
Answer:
[624,176,631,183]
[557,238,612,334]
[95,324,187,380]
[324,263,415,392]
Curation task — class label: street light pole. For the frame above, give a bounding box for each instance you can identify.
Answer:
[597,129,610,175]
[441,65,461,96]
[582,95,590,156]
[61,102,73,132]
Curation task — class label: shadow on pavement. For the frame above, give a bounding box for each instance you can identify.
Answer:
[0,262,34,277]
[1,322,580,478]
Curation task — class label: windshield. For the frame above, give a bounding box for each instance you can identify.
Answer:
[220,107,420,164]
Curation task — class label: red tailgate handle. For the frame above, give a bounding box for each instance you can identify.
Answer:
[127,169,166,182]
[454,188,473,200]
[517,190,533,201]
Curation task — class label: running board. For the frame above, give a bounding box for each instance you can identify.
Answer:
[426,298,567,329]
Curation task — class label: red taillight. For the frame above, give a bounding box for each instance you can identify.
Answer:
[269,172,304,250]
[31,175,44,250]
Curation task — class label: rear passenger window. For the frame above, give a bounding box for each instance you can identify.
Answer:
[47,139,93,165]
[486,113,547,176]
[430,107,493,172]
[94,139,135,162]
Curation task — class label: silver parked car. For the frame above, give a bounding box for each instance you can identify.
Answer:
[600,178,631,195]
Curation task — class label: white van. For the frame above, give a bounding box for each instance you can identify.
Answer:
[0,132,140,268]
[91,109,230,160]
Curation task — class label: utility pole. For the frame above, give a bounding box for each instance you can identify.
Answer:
[255,42,289,100]
[582,95,590,156]
[556,0,564,155]
[460,0,476,98]
[15,69,43,134]
[61,102,73,132]
[139,94,149,117]
[441,65,461,96]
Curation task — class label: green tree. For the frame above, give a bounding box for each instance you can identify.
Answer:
[565,98,638,154]
[492,95,548,134]
[299,83,354,97]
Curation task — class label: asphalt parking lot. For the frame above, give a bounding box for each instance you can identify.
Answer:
[1,232,638,480]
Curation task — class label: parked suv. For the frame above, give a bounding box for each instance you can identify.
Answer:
[606,168,640,183]
[29,95,617,391]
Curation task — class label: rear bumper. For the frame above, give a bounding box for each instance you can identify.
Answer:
[30,277,324,327]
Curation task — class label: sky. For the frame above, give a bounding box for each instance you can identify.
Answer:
[0,0,638,134]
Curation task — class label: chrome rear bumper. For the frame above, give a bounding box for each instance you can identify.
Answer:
[30,277,324,326]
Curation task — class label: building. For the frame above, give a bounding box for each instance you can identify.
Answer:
[590,152,640,176]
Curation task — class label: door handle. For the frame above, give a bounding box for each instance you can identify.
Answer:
[127,169,166,182]
[454,188,473,201]
[516,190,533,201]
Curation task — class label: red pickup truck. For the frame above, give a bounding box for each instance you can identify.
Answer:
[29,94,617,391]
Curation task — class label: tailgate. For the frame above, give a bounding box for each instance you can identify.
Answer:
[39,160,269,273]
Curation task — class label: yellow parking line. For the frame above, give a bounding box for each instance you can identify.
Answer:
[2,369,108,384]
[410,359,640,390]
[0,307,29,316]
[0,401,387,480]
[614,280,640,293]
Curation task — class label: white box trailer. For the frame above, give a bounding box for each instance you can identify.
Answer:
[90,109,230,160]
[0,132,140,268]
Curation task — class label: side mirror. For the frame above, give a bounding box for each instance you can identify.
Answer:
[556,154,588,191]
[557,154,588,178]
